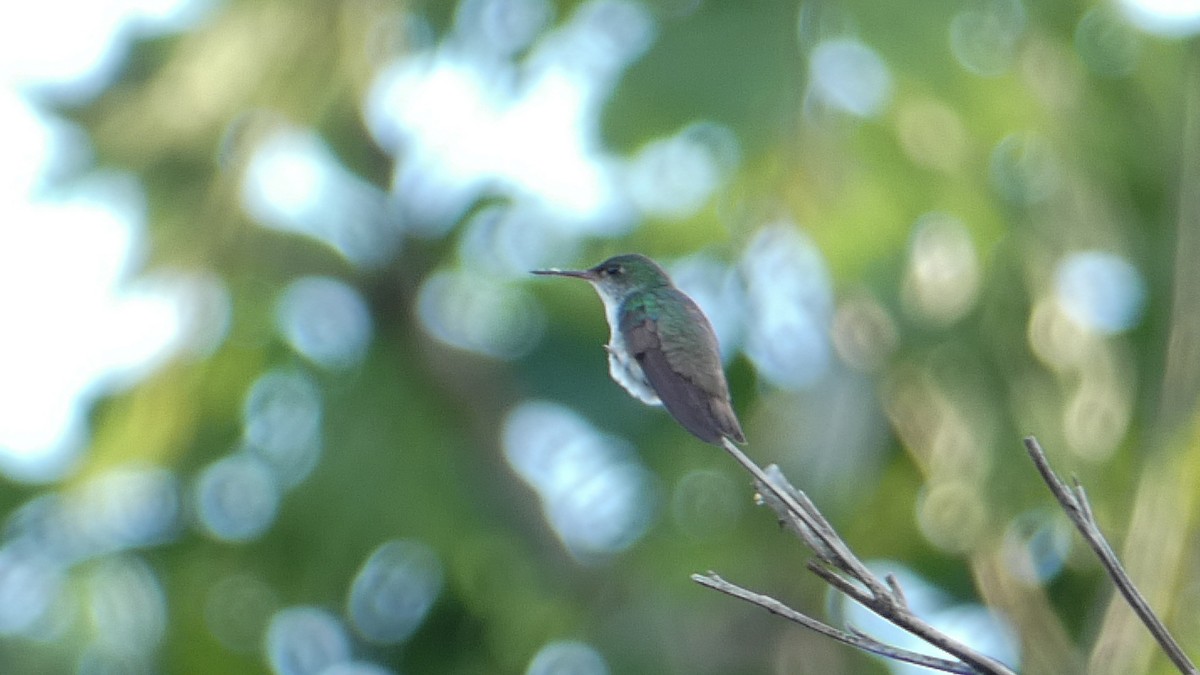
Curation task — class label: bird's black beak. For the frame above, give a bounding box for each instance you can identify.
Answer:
[531,268,594,280]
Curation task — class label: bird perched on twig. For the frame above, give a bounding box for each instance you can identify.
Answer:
[533,253,745,445]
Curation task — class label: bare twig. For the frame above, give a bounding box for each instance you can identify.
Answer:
[694,437,1018,675]
[692,572,977,675]
[1022,436,1198,675]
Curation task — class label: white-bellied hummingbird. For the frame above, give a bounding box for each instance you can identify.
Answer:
[533,253,745,445]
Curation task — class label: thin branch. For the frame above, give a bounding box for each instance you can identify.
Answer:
[1072,480,1095,523]
[699,437,1018,675]
[886,573,911,610]
[719,439,889,600]
[806,559,869,603]
[1022,436,1198,675]
[692,572,977,675]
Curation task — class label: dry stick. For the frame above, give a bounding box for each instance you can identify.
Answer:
[1022,436,1198,675]
[692,572,976,675]
[730,442,1015,674]
[698,437,1017,675]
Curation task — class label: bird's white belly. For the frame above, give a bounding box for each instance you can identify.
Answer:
[607,325,661,406]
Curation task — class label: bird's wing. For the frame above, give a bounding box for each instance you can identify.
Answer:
[620,293,744,444]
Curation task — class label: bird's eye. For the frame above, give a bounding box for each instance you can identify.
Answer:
[596,262,623,278]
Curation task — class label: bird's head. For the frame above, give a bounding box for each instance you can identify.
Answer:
[533,253,671,302]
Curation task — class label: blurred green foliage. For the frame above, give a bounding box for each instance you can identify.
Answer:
[10,0,1200,674]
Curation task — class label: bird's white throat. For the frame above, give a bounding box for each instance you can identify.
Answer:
[595,287,661,406]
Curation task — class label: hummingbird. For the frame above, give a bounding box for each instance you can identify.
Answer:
[533,254,745,446]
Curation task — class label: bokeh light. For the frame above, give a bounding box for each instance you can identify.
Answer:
[1118,0,1200,36]
[85,555,167,658]
[949,0,1027,77]
[626,121,740,218]
[0,0,210,96]
[808,38,893,118]
[1001,510,1073,585]
[741,223,834,390]
[456,203,585,279]
[670,469,742,541]
[838,561,1020,674]
[320,663,397,675]
[831,291,898,372]
[895,98,968,173]
[502,400,659,560]
[194,452,280,542]
[1075,7,1142,77]
[0,174,196,482]
[454,0,554,57]
[417,267,546,359]
[1054,251,1147,335]
[77,642,156,675]
[669,253,746,362]
[0,465,181,595]
[989,132,1060,205]
[1068,346,1136,461]
[346,539,443,645]
[241,127,397,269]
[265,606,352,675]
[526,640,610,675]
[364,0,656,234]
[68,466,181,558]
[0,91,88,198]
[242,368,323,487]
[276,276,373,370]
[1027,296,1096,372]
[901,213,980,326]
[916,480,988,553]
[144,270,232,359]
[0,545,65,637]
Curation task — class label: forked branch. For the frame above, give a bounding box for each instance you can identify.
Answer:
[695,437,1017,675]
[1023,436,1197,675]
[695,435,1198,674]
